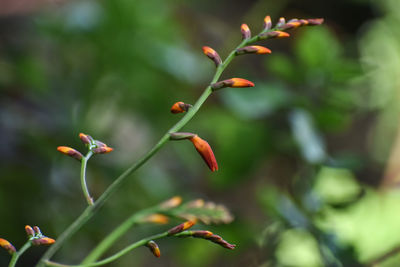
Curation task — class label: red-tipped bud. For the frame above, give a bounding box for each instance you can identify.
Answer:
[211,78,254,91]
[146,241,161,258]
[236,45,271,55]
[277,17,286,28]
[240,24,251,39]
[25,225,35,237]
[280,19,302,30]
[57,146,83,161]
[168,220,196,236]
[170,102,192,114]
[33,226,42,236]
[79,133,93,145]
[208,234,236,250]
[160,196,183,209]
[189,135,218,172]
[263,15,272,30]
[258,31,290,40]
[307,18,324,25]
[192,230,213,238]
[0,238,16,254]
[142,214,169,224]
[202,46,222,67]
[92,146,113,154]
[32,237,55,246]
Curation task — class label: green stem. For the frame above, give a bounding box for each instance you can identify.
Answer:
[37,33,261,267]
[81,151,93,206]
[81,208,157,264]
[9,241,32,267]
[44,232,169,267]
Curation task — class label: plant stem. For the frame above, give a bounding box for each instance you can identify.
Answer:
[44,232,169,267]
[9,241,32,267]
[81,207,157,264]
[37,32,263,267]
[81,151,93,206]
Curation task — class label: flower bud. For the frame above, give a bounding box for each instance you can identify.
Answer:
[306,18,324,25]
[92,146,113,154]
[211,78,254,91]
[276,17,286,28]
[192,230,213,238]
[207,234,236,250]
[160,196,183,209]
[189,135,218,172]
[280,19,302,30]
[32,237,55,246]
[167,220,196,236]
[146,241,161,258]
[202,46,222,67]
[57,146,83,161]
[33,226,42,236]
[25,225,35,237]
[236,45,271,55]
[240,24,251,39]
[142,214,169,224]
[170,102,192,114]
[0,238,16,254]
[79,133,93,145]
[258,31,290,40]
[263,15,272,30]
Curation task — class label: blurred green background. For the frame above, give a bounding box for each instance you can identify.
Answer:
[1,0,400,266]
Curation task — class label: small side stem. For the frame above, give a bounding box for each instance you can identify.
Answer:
[81,151,94,206]
[45,232,169,267]
[9,241,32,267]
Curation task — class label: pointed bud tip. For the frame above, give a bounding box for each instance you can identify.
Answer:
[25,225,35,237]
[189,136,219,172]
[231,78,255,87]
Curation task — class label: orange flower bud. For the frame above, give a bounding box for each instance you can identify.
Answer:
[32,237,55,246]
[33,226,42,235]
[240,23,251,39]
[25,225,35,237]
[263,15,272,30]
[92,146,113,154]
[160,196,183,209]
[307,18,324,25]
[211,78,254,91]
[79,133,93,145]
[57,146,83,161]
[0,238,16,254]
[236,45,271,55]
[189,135,218,172]
[142,214,169,224]
[146,241,161,258]
[170,102,192,114]
[192,230,213,238]
[167,220,196,235]
[202,46,222,67]
[280,19,302,30]
[258,31,290,40]
[277,17,286,28]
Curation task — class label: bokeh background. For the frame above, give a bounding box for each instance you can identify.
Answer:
[1,0,400,266]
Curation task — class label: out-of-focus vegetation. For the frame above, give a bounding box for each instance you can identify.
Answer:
[1,0,400,266]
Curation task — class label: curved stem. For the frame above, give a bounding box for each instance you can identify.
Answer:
[37,32,262,267]
[44,232,169,267]
[81,151,93,206]
[9,241,32,267]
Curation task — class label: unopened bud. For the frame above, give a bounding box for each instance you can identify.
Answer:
[79,133,93,145]
[263,15,272,30]
[189,135,218,172]
[192,230,213,238]
[211,78,255,90]
[202,46,222,67]
[142,214,169,224]
[306,18,324,25]
[258,31,290,40]
[168,220,196,236]
[160,196,183,209]
[92,146,113,154]
[170,102,192,114]
[25,225,35,237]
[277,17,286,28]
[32,237,55,246]
[33,226,42,236]
[57,146,83,161]
[146,241,161,258]
[240,24,251,39]
[0,238,16,254]
[236,45,271,55]
[280,19,302,30]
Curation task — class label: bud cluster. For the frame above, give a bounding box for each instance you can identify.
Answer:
[178,230,236,250]
[25,225,55,246]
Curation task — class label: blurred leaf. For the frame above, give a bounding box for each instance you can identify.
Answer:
[265,53,299,83]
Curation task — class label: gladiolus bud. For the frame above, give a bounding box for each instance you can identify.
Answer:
[146,241,161,258]
[142,214,169,224]
[236,45,271,55]
[79,133,93,145]
[202,46,222,67]
[263,15,272,30]
[160,196,183,209]
[92,146,113,154]
[25,225,35,237]
[240,24,251,39]
[277,17,286,28]
[168,220,196,236]
[170,102,192,114]
[258,31,290,40]
[307,18,324,25]
[57,146,83,161]
[0,238,16,254]
[211,78,254,91]
[189,135,218,172]
[32,237,55,246]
